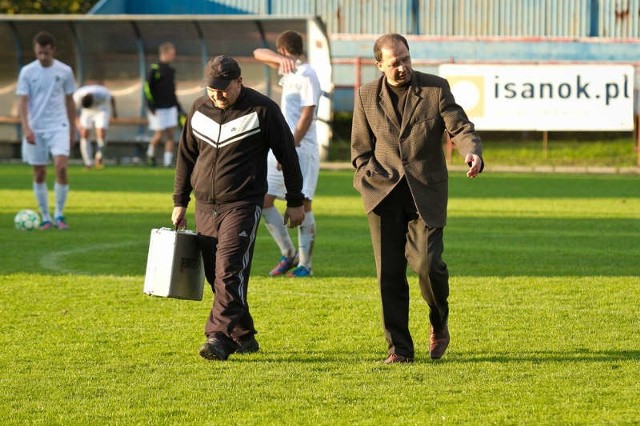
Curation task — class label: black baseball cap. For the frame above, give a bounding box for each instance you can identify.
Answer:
[205,55,241,90]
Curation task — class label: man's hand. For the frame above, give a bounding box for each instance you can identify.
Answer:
[279,56,297,74]
[465,154,483,178]
[23,127,35,144]
[172,206,187,229]
[283,205,305,228]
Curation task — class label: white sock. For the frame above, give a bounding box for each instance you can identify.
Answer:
[163,151,174,167]
[33,182,51,222]
[297,211,316,269]
[146,143,155,158]
[262,207,295,258]
[95,137,105,161]
[54,182,68,219]
[80,138,93,166]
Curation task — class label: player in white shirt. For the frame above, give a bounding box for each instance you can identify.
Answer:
[17,31,76,230]
[73,84,117,169]
[254,30,322,277]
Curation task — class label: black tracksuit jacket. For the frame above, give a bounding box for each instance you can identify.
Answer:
[144,62,179,110]
[173,86,304,211]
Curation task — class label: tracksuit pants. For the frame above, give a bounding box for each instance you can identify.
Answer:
[366,179,449,358]
[195,203,262,342]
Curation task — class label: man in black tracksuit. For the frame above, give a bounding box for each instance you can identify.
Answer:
[172,55,305,361]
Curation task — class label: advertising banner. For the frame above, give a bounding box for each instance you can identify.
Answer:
[438,64,635,131]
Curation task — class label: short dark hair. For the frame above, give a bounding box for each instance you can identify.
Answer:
[33,31,56,48]
[373,33,410,62]
[276,30,304,56]
[81,94,94,109]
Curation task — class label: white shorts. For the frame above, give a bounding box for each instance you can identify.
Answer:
[79,106,110,129]
[22,129,70,165]
[267,149,319,201]
[147,106,178,131]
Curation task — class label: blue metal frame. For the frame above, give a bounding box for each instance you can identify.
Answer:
[255,20,272,98]
[131,21,148,139]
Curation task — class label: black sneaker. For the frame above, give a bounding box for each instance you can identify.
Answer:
[236,335,260,354]
[199,334,237,361]
[146,155,156,167]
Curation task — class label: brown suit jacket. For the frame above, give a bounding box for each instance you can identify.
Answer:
[351,71,483,227]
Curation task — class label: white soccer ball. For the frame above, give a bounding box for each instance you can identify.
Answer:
[14,209,40,231]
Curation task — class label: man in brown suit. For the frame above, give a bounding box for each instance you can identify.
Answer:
[351,33,483,363]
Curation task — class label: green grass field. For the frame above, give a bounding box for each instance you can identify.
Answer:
[1,164,639,425]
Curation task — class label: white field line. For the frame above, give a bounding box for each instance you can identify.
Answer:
[39,241,140,274]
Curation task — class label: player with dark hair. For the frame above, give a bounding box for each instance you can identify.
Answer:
[73,83,117,169]
[253,30,322,277]
[17,31,76,230]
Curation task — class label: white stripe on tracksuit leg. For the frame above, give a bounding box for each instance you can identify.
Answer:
[237,205,262,305]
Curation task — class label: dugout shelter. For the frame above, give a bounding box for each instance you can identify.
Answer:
[0,15,333,160]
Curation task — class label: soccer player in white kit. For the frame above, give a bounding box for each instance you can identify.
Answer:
[254,30,322,277]
[73,84,116,169]
[17,31,76,230]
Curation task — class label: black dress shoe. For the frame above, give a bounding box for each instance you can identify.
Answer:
[383,353,414,364]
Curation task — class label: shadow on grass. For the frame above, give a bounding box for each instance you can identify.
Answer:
[229,349,640,365]
[447,349,640,364]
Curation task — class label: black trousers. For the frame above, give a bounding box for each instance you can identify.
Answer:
[366,180,449,358]
[196,203,262,342]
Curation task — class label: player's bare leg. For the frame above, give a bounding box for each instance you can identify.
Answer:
[147,130,163,166]
[163,128,175,167]
[79,127,93,168]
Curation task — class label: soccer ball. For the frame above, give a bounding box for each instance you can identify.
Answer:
[14,209,40,231]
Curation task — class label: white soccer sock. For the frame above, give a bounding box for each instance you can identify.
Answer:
[80,138,93,167]
[163,151,174,167]
[95,137,105,160]
[297,211,316,269]
[262,207,296,258]
[33,182,51,222]
[54,182,68,219]
[146,143,155,158]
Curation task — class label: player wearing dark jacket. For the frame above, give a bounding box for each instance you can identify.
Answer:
[172,56,304,361]
[144,61,179,112]
[144,42,181,167]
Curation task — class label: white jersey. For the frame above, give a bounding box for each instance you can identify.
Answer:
[16,59,76,132]
[73,84,111,109]
[279,62,322,156]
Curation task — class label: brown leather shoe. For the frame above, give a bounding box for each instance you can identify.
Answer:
[383,353,414,364]
[429,324,450,360]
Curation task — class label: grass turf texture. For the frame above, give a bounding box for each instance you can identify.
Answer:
[0,165,639,424]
